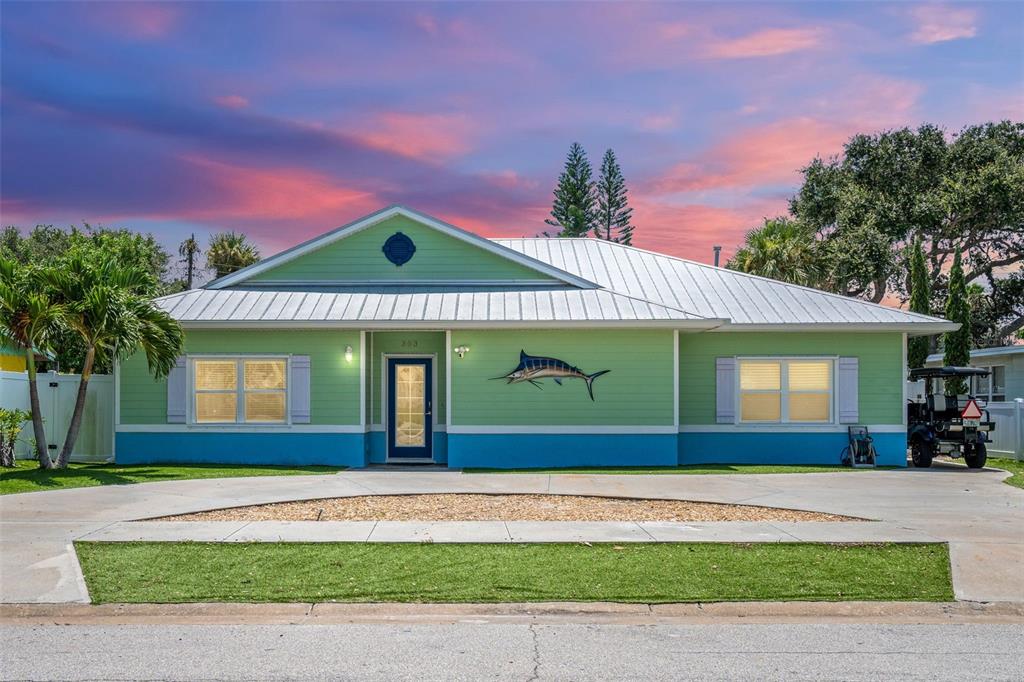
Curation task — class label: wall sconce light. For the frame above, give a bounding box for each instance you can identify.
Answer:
[344,345,353,363]
[454,345,470,358]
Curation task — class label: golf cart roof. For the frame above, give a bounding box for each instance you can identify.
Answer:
[908,366,991,380]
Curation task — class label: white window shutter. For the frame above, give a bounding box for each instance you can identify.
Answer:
[716,357,737,424]
[838,357,859,423]
[290,355,311,424]
[166,356,187,423]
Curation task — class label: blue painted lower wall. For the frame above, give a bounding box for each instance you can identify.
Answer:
[116,431,367,467]
[447,433,678,469]
[116,428,907,468]
[678,431,907,467]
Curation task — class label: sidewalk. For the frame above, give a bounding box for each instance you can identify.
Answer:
[3,465,1022,604]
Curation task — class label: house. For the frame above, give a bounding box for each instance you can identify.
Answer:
[115,206,955,469]
[924,345,1023,404]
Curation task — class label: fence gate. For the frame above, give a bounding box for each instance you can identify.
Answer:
[0,370,113,462]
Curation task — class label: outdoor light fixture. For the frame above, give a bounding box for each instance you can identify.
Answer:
[454,345,470,358]
[344,345,353,363]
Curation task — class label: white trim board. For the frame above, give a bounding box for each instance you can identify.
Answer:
[678,424,906,434]
[206,205,598,290]
[447,425,678,435]
[177,319,722,330]
[116,425,365,434]
[234,279,566,288]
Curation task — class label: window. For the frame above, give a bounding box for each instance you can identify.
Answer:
[973,365,1006,402]
[193,358,288,424]
[739,359,832,423]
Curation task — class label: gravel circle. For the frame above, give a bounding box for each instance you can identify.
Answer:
[156,494,854,523]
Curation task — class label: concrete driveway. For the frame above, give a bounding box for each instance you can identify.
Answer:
[1,463,1021,604]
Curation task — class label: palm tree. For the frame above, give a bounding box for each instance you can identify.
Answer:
[726,218,822,287]
[178,233,201,289]
[206,232,260,279]
[0,258,64,467]
[44,255,184,467]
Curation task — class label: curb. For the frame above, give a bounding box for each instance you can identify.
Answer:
[3,600,1022,625]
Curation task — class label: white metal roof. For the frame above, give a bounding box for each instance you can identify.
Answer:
[156,287,717,328]
[160,206,957,332]
[495,238,955,333]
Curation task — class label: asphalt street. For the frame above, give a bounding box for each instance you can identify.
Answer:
[2,622,1022,681]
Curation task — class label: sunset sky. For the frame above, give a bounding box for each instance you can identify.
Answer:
[2,1,1021,278]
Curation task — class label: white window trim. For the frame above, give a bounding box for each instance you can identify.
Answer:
[973,364,1007,403]
[735,356,837,426]
[187,354,292,427]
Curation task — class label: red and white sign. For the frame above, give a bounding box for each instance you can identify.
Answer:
[961,399,983,420]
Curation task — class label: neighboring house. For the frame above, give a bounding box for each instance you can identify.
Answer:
[115,206,955,469]
[924,346,1024,404]
[0,343,54,372]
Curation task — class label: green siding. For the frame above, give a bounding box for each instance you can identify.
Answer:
[120,330,361,425]
[450,330,674,426]
[678,332,904,425]
[366,331,446,425]
[248,215,554,283]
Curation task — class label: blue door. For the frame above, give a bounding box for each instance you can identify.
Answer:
[387,358,433,460]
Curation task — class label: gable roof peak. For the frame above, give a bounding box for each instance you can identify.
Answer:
[206,206,597,290]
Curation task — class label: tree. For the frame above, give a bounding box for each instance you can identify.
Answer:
[1,224,177,371]
[0,258,65,467]
[726,217,822,287]
[595,149,635,244]
[207,232,260,278]
[790,121,1024,340]
[545,143,597,237]
[943,252,971,395]
[179,234,201,289]
[907,238,931,369]
[43,255,184,468]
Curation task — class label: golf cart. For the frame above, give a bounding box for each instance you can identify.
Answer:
[907,366,995,469]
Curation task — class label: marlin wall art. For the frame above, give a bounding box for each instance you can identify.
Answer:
[492,350,611,401]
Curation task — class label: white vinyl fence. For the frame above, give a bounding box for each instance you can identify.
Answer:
[0,370,113,462]
[987,399,1024,461]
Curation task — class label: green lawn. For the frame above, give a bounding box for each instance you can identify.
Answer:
[990,457,1024,489]
[465,464,898,475]
[75,541,953,604]
[0,460,344,495]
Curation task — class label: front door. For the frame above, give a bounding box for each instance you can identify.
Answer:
[387,358,433,460]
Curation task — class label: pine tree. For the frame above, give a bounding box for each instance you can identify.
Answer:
[545,143,596,237]
[943,251,971,394]
[907,238,930,369]
[595,149,635,245]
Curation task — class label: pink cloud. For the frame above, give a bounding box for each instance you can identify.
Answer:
[178,156,379,223]
[92,3,181,39]
[703,27,826,59]
[213,95,249,110]
[628,196,787,262]
[352,112,476,161]
[651,117,852,193]
[909,5,978,44]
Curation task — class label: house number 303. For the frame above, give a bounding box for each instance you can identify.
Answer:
[400,340,419,348]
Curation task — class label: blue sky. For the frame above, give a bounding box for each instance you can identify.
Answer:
[2,1,1021,273]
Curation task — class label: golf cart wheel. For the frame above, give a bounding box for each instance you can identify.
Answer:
[964,442,987,469]
[911,438,934,468]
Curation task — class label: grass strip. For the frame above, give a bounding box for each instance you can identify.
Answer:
[464,464,899,475]
[75,541,953,604]
[0,460,344,495]
[990,457,1024,489]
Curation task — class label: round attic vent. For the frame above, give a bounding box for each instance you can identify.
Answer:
[382,231,416,266]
